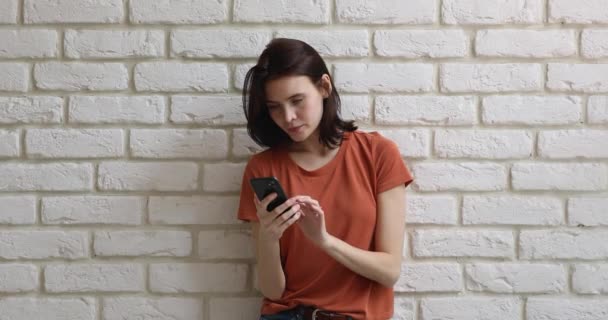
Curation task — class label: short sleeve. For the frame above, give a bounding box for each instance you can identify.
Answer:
[374,134,414,194]
[237,159,260,222]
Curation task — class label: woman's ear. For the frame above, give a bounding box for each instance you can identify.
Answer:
[320,74,332,98]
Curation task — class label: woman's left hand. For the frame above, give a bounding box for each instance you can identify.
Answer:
[293,196,330,248]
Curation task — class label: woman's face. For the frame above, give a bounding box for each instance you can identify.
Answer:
[264,74,330,143]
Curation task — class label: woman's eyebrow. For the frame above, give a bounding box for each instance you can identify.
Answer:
[266,93,304,103]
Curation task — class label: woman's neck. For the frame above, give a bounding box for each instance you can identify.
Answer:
[288,131,332,156]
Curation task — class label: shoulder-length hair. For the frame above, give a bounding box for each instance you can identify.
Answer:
[242,38,357,149]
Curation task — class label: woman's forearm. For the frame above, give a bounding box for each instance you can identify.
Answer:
[321,235,402,288]
[256,239,286,300]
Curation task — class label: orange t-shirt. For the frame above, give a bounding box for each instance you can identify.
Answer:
[237,130,414,320]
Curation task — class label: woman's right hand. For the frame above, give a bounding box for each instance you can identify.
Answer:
[254,193,302,243]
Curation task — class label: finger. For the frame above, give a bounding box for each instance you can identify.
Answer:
[294,196,319,207]
[274,204,301,224]
[273,197,299,215]
[278,209,301,231]
[260,193,278,207]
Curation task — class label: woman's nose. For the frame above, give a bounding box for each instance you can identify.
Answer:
[283,106,296,122]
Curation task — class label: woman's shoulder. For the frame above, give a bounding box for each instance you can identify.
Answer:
[347,130,395,149]
[246,148,274,166]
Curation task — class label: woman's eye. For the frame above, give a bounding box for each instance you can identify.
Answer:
[293,99,303,105]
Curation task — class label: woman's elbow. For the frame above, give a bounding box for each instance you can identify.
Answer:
[380,259,403,288]
[259,282,285,301]
[379,272,400,288]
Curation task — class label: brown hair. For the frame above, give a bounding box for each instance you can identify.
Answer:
[242,38,357,149]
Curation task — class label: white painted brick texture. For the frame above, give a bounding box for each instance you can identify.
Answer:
[1,1,607,319]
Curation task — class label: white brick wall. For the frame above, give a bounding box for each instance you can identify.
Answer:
[1,1,607,319]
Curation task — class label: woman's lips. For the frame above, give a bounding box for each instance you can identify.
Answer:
[288,125,304,133]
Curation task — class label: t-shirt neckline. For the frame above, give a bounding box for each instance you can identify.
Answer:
[279,131,351,177]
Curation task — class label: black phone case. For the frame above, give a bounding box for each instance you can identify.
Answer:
[249,177,289,212]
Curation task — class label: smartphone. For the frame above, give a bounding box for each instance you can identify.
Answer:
[249,176,289,213]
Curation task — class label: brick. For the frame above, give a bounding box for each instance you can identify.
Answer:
[0,196,36,224]
[520,229,608,259]
[443,0,543,24]
[234,0,329,23]
[198,230,253,259]
[395,263,463,292]
[276,30,369,57]
[413,230,514,258]
[0,96,63,124]
[34,62,128,91]
[0,264,38,292]
[549,0,608,23]
[209,297,262,320]
[69,96,165,124]
[412,162,507,191]
[65,30,164,58]
[589,96,608,124]
[572,264,608,294]
[131,129,228,159]
[202,163,246,192]
[539,129,608,159]
[0,30,58,58]
[568,197,608,226]
[103,297,203,320]
[476,30,576,57]
[0,63,29,92]
[375,96,476,126]
[512,163,607,191]
[94,230,191,257]
[463,196,563,225]
[0,231,88,259]
[130,0,227,24]
[0,163,93,191]
[170,96,246,125]
[421,297,520,320]
[394,298,415,320]
[582,29,608,58]
[406,196,458,225]
[0,129,19,157]
[377,129,430,158]
[0,298,95,320]
[527,298,608,320]
[98,162,198,191]
[45,264,144,292]
[232,128,265,158]
[149,263,247,293]
[336,0,435,24]
[441,63,542,93]
[171,30,270,58]
[234,63,255,90]
[0,0,18,23]
[339,95,371,123]
[149,196,240,225]
[42,196,144,225]
[135,62,229,92]
[466,263,566,293]
[25,0,123,23]
[482,95,582,125]
[435,129,533,159]
[548,64,608,93]
[334,63,434,93]
[375,30,468,58]
[26,129,124,158]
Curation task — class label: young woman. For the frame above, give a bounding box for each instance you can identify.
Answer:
[237,38,414,320]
